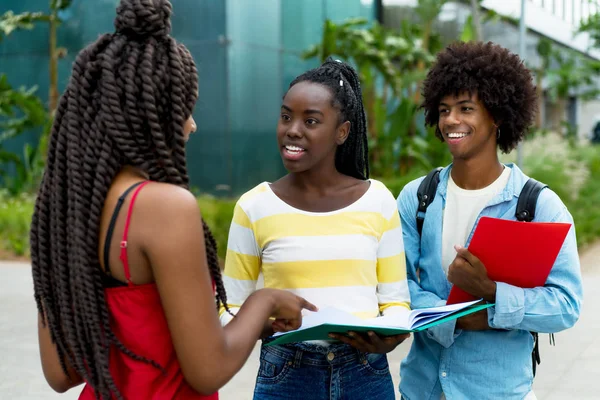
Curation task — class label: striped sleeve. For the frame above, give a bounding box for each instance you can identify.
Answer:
[219,201,261,325]
[376,189,411,315]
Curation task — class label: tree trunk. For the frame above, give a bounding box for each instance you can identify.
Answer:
[362,67,379,166]
[49,13,58,113]
[535,73,544,129]
[549,98,567,134]
[413,22,432,106]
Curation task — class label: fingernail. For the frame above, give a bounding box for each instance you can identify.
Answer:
[328,334,336,338]
[454,245,463,251]
[368,331,374,337]
[349,332,356,337]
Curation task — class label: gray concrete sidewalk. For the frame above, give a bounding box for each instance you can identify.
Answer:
[1,244,598,399]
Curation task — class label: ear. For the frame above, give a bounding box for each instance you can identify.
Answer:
[336,121,351,145]
[493,122,502,138]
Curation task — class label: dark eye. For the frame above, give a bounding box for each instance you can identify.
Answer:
[439,109,449,114]
[462,107,473,112]
[281,114,291,122]
[306,118,319,125]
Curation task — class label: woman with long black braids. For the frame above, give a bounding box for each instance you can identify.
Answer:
[31,1,315,399]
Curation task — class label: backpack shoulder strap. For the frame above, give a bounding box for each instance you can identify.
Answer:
[416,167,442,235]
[515,178,548,222]
[514,177,549,378]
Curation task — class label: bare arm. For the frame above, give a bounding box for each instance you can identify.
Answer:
[143,185,314,395]
[38,313,83,393]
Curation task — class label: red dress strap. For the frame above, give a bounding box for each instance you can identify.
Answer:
[119,181,151,286]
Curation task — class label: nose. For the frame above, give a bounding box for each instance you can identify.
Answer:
[286,120,303,139]
[446,109,461,126]
[188,116,197,134]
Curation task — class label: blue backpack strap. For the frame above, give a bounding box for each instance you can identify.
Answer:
[416,167,442,236]
[515,177,549,378]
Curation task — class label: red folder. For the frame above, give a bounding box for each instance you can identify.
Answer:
[446,216,571,305]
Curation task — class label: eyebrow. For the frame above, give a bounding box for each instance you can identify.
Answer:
[439,100,476,107]
[281,105,324,116]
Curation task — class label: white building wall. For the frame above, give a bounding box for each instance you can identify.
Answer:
[579,100,600,139]
[481,0,600,59]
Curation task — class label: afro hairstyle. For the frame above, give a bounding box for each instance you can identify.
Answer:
[421,41,538,153]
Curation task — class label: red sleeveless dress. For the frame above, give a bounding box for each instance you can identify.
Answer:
[79,181,218,399]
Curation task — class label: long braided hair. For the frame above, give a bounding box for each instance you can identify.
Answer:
[30,1,228,398]
[288,57,369,180]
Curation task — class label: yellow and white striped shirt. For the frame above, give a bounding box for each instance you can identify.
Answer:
[220,179,410,325]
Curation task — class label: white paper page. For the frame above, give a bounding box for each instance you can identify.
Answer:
[362,299,482,329]
[362,312,412,329]
[272,300,482,337]
[407,299,482,326]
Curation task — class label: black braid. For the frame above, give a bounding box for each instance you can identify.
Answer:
[288,57,369,180]
[30,1,229,399]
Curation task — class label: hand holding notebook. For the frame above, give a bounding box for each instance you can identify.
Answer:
[265,300,492,346]
[447,217,571,304]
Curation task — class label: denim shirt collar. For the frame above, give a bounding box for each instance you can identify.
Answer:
[437,162,529,207]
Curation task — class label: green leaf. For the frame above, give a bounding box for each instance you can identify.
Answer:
[0,11,50,40]
[460,15,474,42]
[51,0,74,11]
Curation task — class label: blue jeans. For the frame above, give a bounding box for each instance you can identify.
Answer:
[253,342,395,400]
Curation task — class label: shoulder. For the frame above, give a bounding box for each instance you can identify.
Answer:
[235,182,271,212]
[369,179,396,199]
[511,167,572,223]
[136,182,200,224]
[534,186,572,223]
[368,179,400,218]
[396,176,427,215]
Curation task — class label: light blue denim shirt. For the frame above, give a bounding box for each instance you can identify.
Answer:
[396,164,583,400]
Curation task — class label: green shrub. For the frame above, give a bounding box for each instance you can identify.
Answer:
[502,133,600,247]
[1,137,599,261]
[0,190,238,262]
[381,132,600,248]
[0,190,35,257]
[568,145,600,246]
[197,195,237,260]
[376,167,431,198]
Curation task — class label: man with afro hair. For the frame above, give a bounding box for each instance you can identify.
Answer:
[396,41,583,400]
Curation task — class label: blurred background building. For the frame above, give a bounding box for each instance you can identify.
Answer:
[1,0,598,195]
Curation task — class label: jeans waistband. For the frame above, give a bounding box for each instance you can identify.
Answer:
[261,343,372,367]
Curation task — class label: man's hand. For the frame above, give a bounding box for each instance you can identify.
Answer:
[447,245,497,303]
[455,308,490,331]
[328,331,410,354]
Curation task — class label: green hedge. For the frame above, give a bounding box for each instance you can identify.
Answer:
[502,134,600,248]
[0,191,34,258]
[379,134,600,249]
[197,195,236,260]
[1,136,599,260]
[0,191,236,261]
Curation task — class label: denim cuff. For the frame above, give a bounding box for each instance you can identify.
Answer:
[488,282,525,329]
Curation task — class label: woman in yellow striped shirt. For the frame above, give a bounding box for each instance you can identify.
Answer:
[221,58,411,400]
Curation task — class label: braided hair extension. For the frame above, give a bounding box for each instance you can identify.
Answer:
[30,1,229,398]
[288,57,369,180]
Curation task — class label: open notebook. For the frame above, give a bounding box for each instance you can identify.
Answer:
[266,300,492,346]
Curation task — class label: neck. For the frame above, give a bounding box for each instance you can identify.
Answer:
[120,165,149,180]
[451,151,503,190]
[287,166,347,193]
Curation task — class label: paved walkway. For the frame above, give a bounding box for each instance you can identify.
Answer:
[1,243,598,399]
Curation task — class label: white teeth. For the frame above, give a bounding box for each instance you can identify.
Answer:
[285,145,305,152]
[447,132,468,138]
